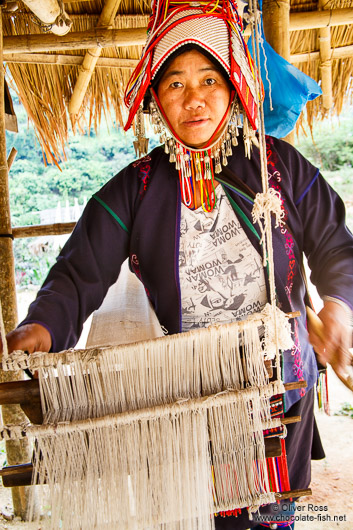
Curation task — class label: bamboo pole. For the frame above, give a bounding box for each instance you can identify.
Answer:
[12,8,352,32]
[3,52,139,68]
[6,46,353,68]
[262,0,290,63]
[2,7,352,54]
[262,0,294,145]
[0,8,33,520]
[289,7,353,31]
[243,7,353,36]
[318,0,333,110]
[3,27,147,54]
[7,147,17,171]
[69,0,123,119]
[12,221,76,239]
[22,0,72,36]
[290,44,353,63]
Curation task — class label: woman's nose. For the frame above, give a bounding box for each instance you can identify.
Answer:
[184,87,205,109]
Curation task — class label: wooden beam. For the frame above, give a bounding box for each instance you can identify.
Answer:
[69,0,123,119]
[4,7,353,54]
[291,44,353,63]
[3,52,139,68]
[3,27,147,54]
[242,8,353,36]
[318,0,333,110]
[263,0,294,144]
[6,46,353,69]
[290,7,353,31]
[12,221,76,239]
[262,0,290,62]
[22,0,72,36]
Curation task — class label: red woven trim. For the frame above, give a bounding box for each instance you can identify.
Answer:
[230,54,257,130]
[124,12,231,109]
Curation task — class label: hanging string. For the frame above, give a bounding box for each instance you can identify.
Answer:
[248,0,282,379]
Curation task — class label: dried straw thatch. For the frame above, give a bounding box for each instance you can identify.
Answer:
[2,0,353,160]
[290,0,353,132]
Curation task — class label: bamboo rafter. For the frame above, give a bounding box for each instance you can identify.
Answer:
[4,52,139,67]
[69,0,124,120]
[2,1,353,160]
[318,0,333,110]
[2,8,353,56]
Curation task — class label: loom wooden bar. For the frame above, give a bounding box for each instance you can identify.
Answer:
[283,381,307,391]
[3,28,147,54]
[0,379,41,405]
[69,0,123,117]
[281,416,301,425]
[0,378,305,408]
[4,52,139,68]
[0,463,35,488]
[12,222,76,238]
[276,488,312,500]
[0,437,283,488]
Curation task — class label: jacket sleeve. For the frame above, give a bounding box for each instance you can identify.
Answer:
[20,165,139,351]
[270,136,353,311]
[296,169,353,310]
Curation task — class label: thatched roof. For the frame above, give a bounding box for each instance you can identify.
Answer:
[2,0,353,162]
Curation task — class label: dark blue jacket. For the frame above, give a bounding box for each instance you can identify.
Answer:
[22,136,353,409]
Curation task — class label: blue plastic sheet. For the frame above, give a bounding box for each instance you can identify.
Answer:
[247,7,322,137]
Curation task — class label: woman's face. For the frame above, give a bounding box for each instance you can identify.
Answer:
[157,50,231,148]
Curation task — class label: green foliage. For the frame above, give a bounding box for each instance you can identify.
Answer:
[297,108,353,233]
[6,96,159,228]
[297,112,353,171]
[335,402,353,418]
[7,94,353,287]
[14,238,58,288]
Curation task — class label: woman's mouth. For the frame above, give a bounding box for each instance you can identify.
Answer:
[183,118,209,127]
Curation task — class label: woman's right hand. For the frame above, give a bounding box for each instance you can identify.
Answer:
[0,323,52,355]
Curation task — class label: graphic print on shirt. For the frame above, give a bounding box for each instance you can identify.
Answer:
[179,186,267,331]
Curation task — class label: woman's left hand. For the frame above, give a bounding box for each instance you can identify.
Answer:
[308,300,352,374]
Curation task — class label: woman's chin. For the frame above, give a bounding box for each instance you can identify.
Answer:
[178,132,215,149]
[178,126,225,149]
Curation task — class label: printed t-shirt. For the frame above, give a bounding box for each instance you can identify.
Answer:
[179,185,267,331]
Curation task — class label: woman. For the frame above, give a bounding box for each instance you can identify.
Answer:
[3,1,353,529]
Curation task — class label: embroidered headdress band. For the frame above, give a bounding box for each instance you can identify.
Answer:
[124,0,259,132]
[124,0,261,210]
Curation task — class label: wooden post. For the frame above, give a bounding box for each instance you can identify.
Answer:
[262,0,294,145]
[69,0,123,119]
[0,8,33,520]
[3,27,147,54]
[318,0,333,110]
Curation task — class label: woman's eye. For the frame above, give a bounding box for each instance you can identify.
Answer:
[170,81,183,88]
[204,78,216,86]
